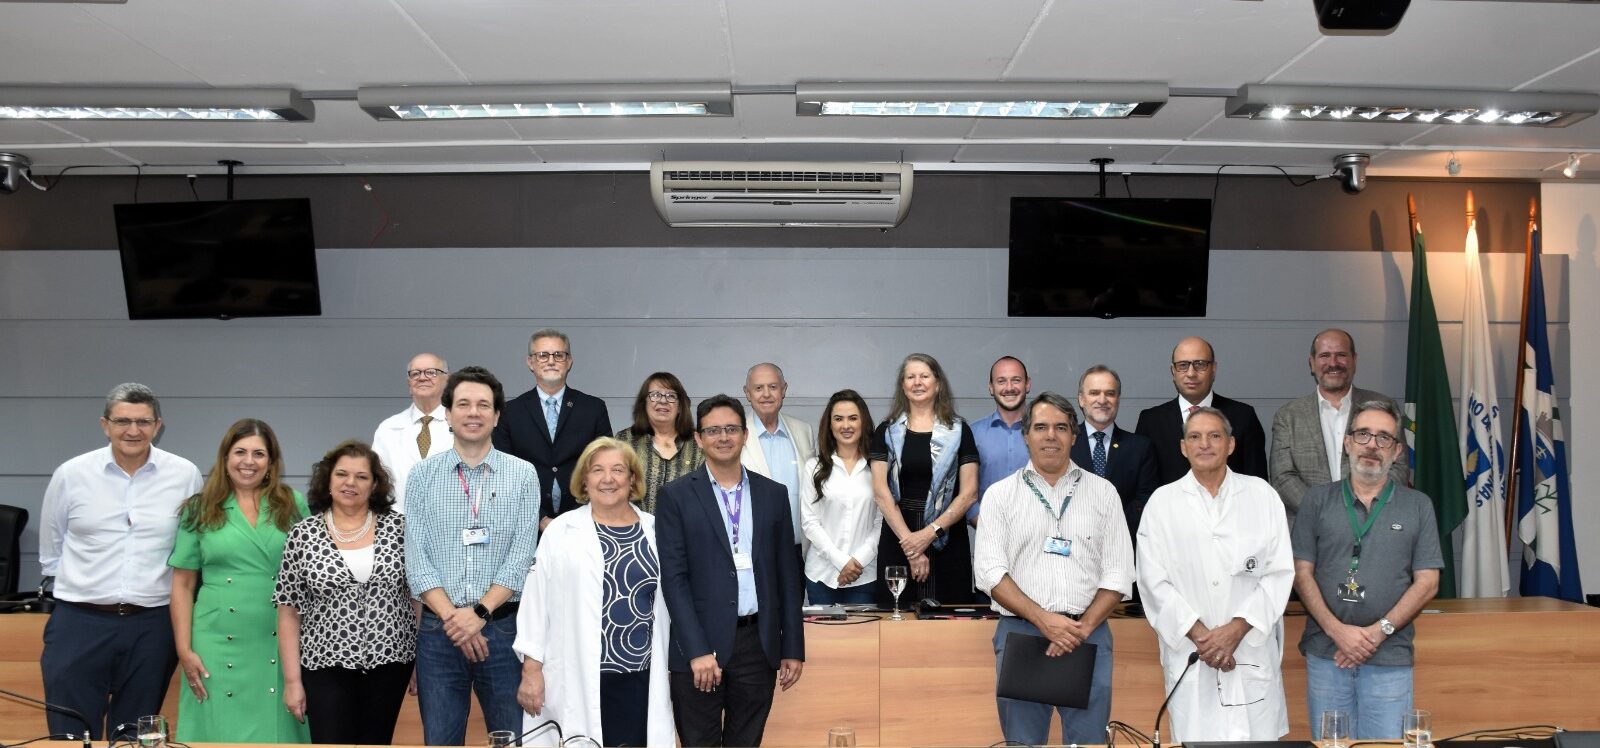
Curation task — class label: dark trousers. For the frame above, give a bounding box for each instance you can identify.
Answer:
[302,661,413,745]
[41,602,177,740]
[669,622,778,747]
[599,669,651,747]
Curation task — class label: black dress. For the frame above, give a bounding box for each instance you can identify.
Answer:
[869,420,980,608]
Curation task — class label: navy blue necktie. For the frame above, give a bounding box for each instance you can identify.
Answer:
[1091,431,1108,477]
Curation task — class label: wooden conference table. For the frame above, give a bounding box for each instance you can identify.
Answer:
[3,598,1596,746]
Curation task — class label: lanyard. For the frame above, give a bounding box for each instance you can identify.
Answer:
[1021,471,1079,531]
[1341,479,1395,575]
[715,480,745,546]
[457,465,483,523]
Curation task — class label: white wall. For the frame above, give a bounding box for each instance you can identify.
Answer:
[1541,183,1599,599]
[0,245,1568,591]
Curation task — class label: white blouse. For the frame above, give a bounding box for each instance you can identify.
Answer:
[799,454,884,588]
[338,545,375,584]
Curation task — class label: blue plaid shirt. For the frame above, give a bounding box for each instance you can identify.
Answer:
[404,447,541,606]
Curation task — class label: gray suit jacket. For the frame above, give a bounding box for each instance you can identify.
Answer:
[1270,386,1410,522]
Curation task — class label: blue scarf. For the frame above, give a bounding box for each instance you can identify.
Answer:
[885,414,964,552]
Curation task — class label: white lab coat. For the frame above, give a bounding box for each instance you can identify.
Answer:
[513,505,676,747]
[1137,469,1292,742]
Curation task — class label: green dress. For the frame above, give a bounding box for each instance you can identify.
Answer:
[169,492,311,744]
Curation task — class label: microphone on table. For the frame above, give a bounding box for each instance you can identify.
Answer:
[1152,651,1200,748]
[0,686,95,748]
[516,718,564,746]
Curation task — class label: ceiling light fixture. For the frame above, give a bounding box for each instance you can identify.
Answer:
[1563,153,1582,179]
[795,82,1167,119]
[1447,152,1461,177]
[0,86,314,121]
[1226,84,1599,127]
[357,83,733,120]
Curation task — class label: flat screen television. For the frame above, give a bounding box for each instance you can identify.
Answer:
[114,198,321,320]
[1008,197,1211,318]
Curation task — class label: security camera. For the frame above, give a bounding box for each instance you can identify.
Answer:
[1,152,37,195]
[1330,152,1370,195]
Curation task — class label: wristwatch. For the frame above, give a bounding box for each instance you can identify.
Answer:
[473,602,493,620]
[930,523,948,541]
[1378,618,1396,636]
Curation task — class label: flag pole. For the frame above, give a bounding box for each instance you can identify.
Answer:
[1505,197,1537,545]
[1465,190,1475,228]
[1407,194,1420,238]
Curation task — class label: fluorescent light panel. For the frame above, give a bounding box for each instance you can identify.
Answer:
[1228,84,1597,127]
[796,82,1167,119]
[358,83,733,120]
[0,86,313,122]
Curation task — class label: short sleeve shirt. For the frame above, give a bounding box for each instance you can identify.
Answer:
[1291,480,1444,666]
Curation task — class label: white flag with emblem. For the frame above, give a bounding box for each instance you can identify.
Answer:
[1459,214,1509,596]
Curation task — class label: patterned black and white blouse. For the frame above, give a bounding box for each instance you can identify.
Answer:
[273,511,418,671]
[597,521,659,673]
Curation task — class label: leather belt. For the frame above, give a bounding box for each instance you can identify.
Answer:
[65,600,156,616]
[488,602,519,621]
[735,613,759,628]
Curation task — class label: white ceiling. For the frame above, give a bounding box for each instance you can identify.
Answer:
[2,0,1598,179]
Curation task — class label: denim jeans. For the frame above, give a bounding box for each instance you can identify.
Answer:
[416,610,525,746]
[1305,654,1413,740]
[805,578,876,605]
[993,615,1113,746]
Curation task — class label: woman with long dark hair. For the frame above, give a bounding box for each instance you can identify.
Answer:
[169,418,309,743]
[800,389,881,605]
[870,354,981,608]
[615,372,703,512]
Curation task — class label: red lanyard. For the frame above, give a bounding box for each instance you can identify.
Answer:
[457,465,481,522]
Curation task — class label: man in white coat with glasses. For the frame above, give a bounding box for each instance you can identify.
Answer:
[1137,406,1292,742]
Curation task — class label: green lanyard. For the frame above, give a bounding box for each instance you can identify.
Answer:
[1341,479,1395,576]
[1022,471,1079,529]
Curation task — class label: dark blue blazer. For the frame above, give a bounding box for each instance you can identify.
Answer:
[491,386,612,520]
[1133,393,1269,486]
[1071,424,1160,535]
[655,468,805,671]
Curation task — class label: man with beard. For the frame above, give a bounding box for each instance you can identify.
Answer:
[969,356,1031,527]
[1136,336,1268,484]
[1291,399,1441,740]
[1072,364,1159,537]
[1271,329,1407,529]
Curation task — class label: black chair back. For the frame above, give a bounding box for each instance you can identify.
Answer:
[0,505,28,596]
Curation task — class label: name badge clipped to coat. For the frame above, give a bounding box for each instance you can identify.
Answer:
[732,550,754,570]
[463,526,490,546]
[1043,536,1072,557]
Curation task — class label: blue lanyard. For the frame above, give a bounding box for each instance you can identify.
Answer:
[715,481,745,546]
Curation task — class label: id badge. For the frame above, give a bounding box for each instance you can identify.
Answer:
[732,551,754,570]
[463,526,490,546]
[1337,575,1365,603]
[1043,536,1072,557]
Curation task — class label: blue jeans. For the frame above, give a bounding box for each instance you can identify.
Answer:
[1306,654,1413,740]
[993,615,1113,746]
[805,578,876,605]
[416,610,524,746]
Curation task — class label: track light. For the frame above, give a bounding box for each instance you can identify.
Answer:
[1562,153,1581,179]
[1447,152,1462,177]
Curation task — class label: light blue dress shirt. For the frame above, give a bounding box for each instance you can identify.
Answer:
[756,420,802,539]
[709,466,758,615]
[537,386,567,512]
[970,410,1028,522]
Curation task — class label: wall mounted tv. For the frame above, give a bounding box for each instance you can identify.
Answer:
[114,198,321,320]
[1008,197,1211,318]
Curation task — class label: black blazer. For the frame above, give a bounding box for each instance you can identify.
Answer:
[1071,424,1160,535]
[1134,393,1269,485]
[491,386,612,520]
[655,468,805,672]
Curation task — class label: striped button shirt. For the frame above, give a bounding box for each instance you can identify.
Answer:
[404,448,541,605]
[973,461,1135,616]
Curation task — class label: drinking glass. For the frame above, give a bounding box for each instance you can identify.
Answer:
[1320,709,1350,748]
[488,729,516,748]
[1402,709,1432,748]
[827,727,857,747]
[136,715,167,748]
[884,565,909,621]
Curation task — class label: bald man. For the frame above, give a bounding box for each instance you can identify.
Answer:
[1135,336,1268,485]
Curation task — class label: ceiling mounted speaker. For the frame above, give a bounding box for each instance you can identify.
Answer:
[1313,0,1411,34]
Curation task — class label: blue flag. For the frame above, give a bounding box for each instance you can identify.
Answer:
[1514,226,1583,602]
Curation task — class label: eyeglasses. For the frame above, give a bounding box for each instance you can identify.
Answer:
[528,351,571,363]
[1172,359,1214,373]
[106,417,157,430]
[646,391,679,404]
[407,368,446,380]
[1347,429,1398,448]
[698,425,745,438]
[1217,662,1266,707]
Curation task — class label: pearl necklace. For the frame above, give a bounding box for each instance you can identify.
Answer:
[325,510,373,543]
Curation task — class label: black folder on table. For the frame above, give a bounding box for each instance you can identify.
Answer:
[995,632,1096,708]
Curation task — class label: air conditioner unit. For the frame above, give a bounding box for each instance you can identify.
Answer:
[650,161,913,227]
